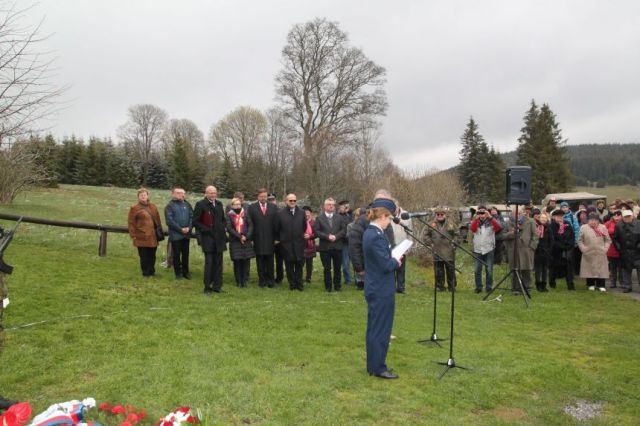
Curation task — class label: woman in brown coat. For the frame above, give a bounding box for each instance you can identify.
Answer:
[577,212,611,292]
[128,188,163,277]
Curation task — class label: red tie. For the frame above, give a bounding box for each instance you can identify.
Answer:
[261,203,266,216]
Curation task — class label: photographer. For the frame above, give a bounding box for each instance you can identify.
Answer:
[470,205,501,293]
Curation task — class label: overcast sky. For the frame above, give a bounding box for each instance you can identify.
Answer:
[29,0,640,169]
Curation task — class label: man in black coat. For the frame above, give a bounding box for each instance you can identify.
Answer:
[193,185,227,295]
[247,188,278,287]
[275,193,309,291]
[314,197,348,292]
[613,210,640,293]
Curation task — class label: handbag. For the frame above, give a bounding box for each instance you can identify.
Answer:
[142,205,164,242]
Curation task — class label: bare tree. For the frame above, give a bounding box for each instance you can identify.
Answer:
[164,118,205,155]
[118,104,168,186]
[0,2,65,145]
[276,18,387,152]
[0,141,48,203]
[263,108,293,194]
[209,106,266,169]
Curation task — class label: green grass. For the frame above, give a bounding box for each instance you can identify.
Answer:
[1,185,640,425]
[575,185,639,203]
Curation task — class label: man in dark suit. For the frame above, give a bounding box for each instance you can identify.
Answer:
[275,193,309,291]
[193,185,227,295]
[269,193,285,285]
[248,188,278,287]
[314,197,347,292]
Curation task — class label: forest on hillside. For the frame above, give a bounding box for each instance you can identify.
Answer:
[501,143,640,186]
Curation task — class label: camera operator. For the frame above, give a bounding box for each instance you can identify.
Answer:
[470,205,501,293]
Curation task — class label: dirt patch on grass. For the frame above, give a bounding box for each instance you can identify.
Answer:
[473,406,525,422]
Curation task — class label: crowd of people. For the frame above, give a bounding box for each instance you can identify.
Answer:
[467,198,640,295]
[127,186,411,297]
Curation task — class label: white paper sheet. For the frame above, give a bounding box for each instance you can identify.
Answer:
[392,239,413,260]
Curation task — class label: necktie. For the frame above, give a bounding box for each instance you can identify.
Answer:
[327,214,333,228]
[261,203,266,216]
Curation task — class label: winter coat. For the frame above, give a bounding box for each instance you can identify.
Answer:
[193,198,227,253]
[503,216,539,270]
[577,224,610,279]
[534,220,552,265]
[604,219,620,258]
[304,218,317,258]
[128,202,162,248]
[563,211,580,244]
[426,219,459,262]
[247,201,278,255]
[348,213,394,273]
[314,212,347,251]
[164,199,193,241]
[550,221,574,267]
[470,217,501,255]
[613,219,640,269]
[275,206,307,262]
[226,209,255,261]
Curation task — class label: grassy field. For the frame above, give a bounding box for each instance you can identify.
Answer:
[1,185,640,425]
[575,185,639,203]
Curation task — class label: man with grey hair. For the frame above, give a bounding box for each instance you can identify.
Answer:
[314,197,347,292]
[193,185,227,295]
[348,190,396,290]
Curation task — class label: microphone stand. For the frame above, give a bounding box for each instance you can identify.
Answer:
[414,217,474,379]
[394,221,458,348]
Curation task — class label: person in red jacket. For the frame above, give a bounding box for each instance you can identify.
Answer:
[605,209,623,288]
[470,205,502,293]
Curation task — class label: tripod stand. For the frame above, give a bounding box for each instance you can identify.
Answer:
[435,277,468,379]
[483,205,531,307]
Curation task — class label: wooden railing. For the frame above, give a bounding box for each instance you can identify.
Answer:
[0,212,171,257]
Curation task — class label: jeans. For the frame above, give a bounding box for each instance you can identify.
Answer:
[341,244,352,284]
[474,251,494,290]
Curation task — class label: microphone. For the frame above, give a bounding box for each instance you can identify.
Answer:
[400,211,429,220]
[392,216,401,224]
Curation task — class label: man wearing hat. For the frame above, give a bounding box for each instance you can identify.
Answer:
[545,197,558,214]
[470,205,502,293]
[549,209,576,290]
[338,200,353,286]
[426,207,459,292]
[613,209,640,293]
[362,197,401,379]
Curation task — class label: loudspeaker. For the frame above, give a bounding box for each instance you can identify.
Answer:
[506,166,531,204]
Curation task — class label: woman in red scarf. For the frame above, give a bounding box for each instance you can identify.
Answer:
[604,209,623,288]
[302,206,317,283]
[577,212,611,291]
[226,198,255,287]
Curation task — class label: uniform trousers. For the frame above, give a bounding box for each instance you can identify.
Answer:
[256,253,275,287]
[137,247,157,277]
[365,293,395,375]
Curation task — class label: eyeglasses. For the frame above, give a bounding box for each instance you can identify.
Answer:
[288,199,297,202]
[614,212,622,216]
[436,213,445,216]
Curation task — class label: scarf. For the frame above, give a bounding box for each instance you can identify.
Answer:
[535,220,545,238]
[589,223,605,238]
[306,219,314,249]
[557,223,568,235]
[232,209,245,234]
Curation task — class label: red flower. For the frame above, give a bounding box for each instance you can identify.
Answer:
[99,402,112,412]
[112,405,126,415]
[8,402,31,426]
[137,410,147,421]
[126,413,140,424]
[119,421,133,426]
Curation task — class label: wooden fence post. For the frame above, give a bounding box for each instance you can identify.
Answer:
[98,230,108,257]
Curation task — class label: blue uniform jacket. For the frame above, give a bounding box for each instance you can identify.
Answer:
[363,224,399,298]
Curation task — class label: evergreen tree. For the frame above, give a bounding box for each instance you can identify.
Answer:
[458,117,483,201]
[516,100,573,202]
[56,136,85,184]
[145,153,169,189]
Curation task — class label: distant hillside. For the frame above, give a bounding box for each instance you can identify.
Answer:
[496,143,640,186]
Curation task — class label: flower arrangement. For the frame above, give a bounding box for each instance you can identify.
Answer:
[0,402,31,426]
[97,403,147,426]
[156,407,199,426]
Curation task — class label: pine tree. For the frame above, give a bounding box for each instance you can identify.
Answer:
[458,117,483,201]
[516,100,573,202]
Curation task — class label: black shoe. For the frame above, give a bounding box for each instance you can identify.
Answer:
[213,289,225,293]
[512,290,521,296]
[297,286,304,292]
[474,288,482,294]
[549,282,556,289]
[396,289,405,294]
[437,287,445,292]
[623,288,632,293]
[182,273,192,280]
[373,370,399,379]
[485,288,492,293]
